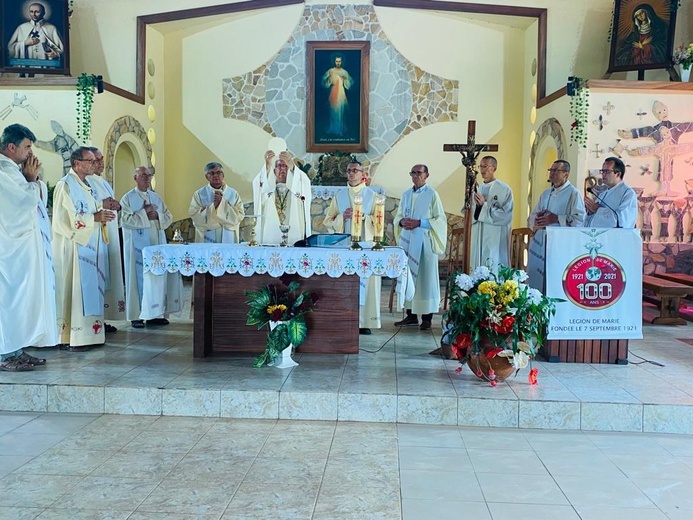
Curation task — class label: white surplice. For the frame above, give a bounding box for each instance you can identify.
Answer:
[470,178,514,273]
[120,188,182,321]
[0,156,58,354]
[189,183,245,243]
[86,174,126,321]
[394,184,447,314]
[584,181,638,229]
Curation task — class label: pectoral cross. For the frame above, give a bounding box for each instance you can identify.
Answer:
[444,120,499,273]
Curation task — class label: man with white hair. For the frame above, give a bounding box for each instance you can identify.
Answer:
[252,150,311,245]
[189,162,245,243]
[120,167,182,329]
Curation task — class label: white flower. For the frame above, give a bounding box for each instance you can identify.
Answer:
[512,270,529,283]
[511,351,530,369]
[455,273,473,291]
[527,288,543,305]
[516,341,534,355]
[472,265,491,283]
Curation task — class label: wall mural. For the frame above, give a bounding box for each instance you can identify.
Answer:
[221,4,458,179]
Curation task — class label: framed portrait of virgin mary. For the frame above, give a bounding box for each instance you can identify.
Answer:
[306,41,370,153]
[1,0,70,75]
[607,0,677,73]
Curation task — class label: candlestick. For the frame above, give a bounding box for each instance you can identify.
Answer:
[372,194,385,251]
[350,194,363,251]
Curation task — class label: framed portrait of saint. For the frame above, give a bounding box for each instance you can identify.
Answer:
[607,0,677,73]
[1,0,70,75]
[306,41,369,153]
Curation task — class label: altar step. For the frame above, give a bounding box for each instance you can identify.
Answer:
[1,318,693,435]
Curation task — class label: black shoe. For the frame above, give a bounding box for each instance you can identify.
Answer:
[420,321,432,331]
[59,344,90,352]
[105,324,118,333]
[131,320,145,329]
[395,315,419,327]
[359,328,372,335]
[146,318,170,326]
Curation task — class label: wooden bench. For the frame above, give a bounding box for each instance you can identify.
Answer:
[642,274,693,325]
[653,272,693,287]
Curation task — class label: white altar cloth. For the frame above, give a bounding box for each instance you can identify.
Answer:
[141,243,414,319]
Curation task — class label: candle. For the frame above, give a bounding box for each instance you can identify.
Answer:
[351,195,363,240]
[373,195,385,237]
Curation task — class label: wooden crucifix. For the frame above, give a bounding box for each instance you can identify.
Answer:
[443,120,499,274]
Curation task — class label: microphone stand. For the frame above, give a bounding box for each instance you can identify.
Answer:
[587,188,620,228]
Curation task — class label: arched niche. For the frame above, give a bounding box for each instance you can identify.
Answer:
[103,115,153,196]
[527,117,566,223]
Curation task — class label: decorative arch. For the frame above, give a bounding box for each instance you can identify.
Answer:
[527,117,567,221]
[103,115,153,184]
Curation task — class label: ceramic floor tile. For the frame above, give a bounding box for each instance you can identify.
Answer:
[13,447,113,476]
[35,508,132,519]
[0,473,83,508]
[632,477,693,513]
[0,507,47,520]
[478,471,569,505]
[553,473,654,508]
[487,502,582,520]
[400,469,484,501]
[572,505,668,520]
[0,455,33,478]
[136,477,240,516]
[401,499,492,520]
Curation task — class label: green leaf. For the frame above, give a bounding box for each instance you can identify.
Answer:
[287,281,300,294]
[267,323,290,352]
[287,318,308,347]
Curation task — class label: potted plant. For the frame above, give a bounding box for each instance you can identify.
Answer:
[672,43,693,82]
[245,279,318,368]
[442,265,560,386]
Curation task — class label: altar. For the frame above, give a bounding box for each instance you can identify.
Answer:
[141,243,413,357]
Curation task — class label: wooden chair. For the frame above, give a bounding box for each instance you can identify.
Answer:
[442,227,467,310]
[510,227,533,271]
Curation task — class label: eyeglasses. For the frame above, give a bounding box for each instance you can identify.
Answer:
[409,171,426,176]
[599,169,615,175]
[76,159,98,164]
[346,168,363,173]
[206,171,224,176]
[547,168,566,173]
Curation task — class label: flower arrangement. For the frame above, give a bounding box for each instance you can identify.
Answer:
[245,279,318,368]
[673,43,693,70]
[442,265,560,386]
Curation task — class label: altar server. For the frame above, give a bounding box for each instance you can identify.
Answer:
[120,166,182,329]
[252,150,311,245]
[394,164,447,331]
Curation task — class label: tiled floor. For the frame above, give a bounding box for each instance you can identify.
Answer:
[3,284,693,518]
[2,413,693,519]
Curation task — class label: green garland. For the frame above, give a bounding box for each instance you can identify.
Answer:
[568,77,589,148]
[314,150,357,185]
[76,73,100,142]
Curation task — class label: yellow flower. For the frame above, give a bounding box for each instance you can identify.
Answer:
[267,304,287,314]
[478,281,498,298]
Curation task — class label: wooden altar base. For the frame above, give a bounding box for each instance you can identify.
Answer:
[193,272,360,358]
[539,339,629,365]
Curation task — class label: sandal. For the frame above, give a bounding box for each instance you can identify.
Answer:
[15,352,46,366]
[0,357,35,372]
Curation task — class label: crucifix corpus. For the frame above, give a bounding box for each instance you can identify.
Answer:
[443,120,499,273]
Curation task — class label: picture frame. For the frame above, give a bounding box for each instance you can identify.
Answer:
[1,0,70,75]
[607,0,677,73]
[306,40,369,153]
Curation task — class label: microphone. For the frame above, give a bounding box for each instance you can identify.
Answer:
[587,187,620,228]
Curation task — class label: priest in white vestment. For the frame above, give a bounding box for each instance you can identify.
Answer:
[323,160,381,334]
[120,167,182,328]
[7,2,64,63]
[189,162,245,243]
[584,157,638,229]
[470,156,514,273]
[52,147,116,350]
[394,164,447,330]
[252,150,311,245]
[0,124,57,371]
[528,160,585,291]
[86,147,125,330]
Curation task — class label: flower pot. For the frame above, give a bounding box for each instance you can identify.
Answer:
[268,321,298,369]
[467,337,515,383]
[678,64,691,83]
